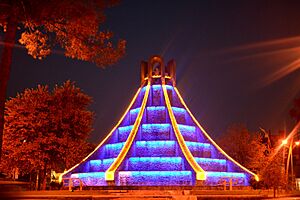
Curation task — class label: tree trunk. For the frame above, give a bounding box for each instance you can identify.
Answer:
[29,172,32,190]
[35,170,39,191]
[42,164,47,190]
[0,11,17,160]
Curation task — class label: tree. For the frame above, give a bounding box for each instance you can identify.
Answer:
[218,123,265,168]
[0,0,126,159]
[49,81,95,170]
[1,81,94,190]
[218,123,286,196]
[258,148,286,197]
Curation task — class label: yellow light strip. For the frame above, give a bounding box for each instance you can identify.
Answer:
[152,75,161,78]
[174,87,259,181]
[144,76,171,80]
[59,85,144,183]
[162,84,206,180]
[105,81,151,181]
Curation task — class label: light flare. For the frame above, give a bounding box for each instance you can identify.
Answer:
[282,139,288,146]
[216,35,300,87]
[262,57,300,86]
[259,121,300,174]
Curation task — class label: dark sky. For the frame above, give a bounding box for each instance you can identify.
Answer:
[6,0,300,143]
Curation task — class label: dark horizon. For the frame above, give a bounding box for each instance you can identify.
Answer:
[4,0,300,143]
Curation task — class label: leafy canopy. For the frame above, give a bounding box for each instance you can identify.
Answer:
[218,123,286,189]
[2,81,94,174]
[0,0,125,66]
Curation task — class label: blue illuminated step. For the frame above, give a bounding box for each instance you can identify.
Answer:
[186,141,212,158]
[178,124,197,142]
[149,85,181,107]
[205,171,249,186]
[135,141,176,157]
[132,86,147,109]
[103,142,125,158]
[195,157,227,172]
[89,158,115,172]
[120,107,141,127]
[126,157,184,171]
[117,171,193,186]
[172,107,187,124]
[70,172,107,186]
[129,107,140,124]
[146,106,167,123]
[140,123,171,140]
[165,85,182,107]
[118,125,133,142]
[151,85,163,106]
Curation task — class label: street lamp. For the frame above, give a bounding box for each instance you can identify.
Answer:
[281,138,300,189]
[282,139,288,145]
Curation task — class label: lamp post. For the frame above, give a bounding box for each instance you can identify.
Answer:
[282,138,299,189]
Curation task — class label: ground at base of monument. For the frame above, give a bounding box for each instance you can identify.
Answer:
[2,189,299,200]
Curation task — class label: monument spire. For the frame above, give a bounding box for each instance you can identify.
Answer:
[61,56,258,187]
[140,55,176,86]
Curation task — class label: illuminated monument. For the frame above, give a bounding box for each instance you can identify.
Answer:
[61,56,258,186]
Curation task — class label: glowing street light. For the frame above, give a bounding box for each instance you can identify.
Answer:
[282,139,288,145]
[281,138,300,189]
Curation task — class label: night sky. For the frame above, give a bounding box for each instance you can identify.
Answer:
[5,0,300,143]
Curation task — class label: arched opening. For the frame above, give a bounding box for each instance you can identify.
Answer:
[152,62,161,76]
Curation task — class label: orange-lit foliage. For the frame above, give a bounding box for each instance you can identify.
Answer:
[1,81,94,180]
[218,124,270,172]
[218,124,285,190]
[0,0,125,162]
[18,30,51,59]
[258,148,286,192]
[0,0,126,65]
[218,124,261,168]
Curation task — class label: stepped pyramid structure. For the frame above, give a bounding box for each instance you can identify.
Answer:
[61,56,258,187]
